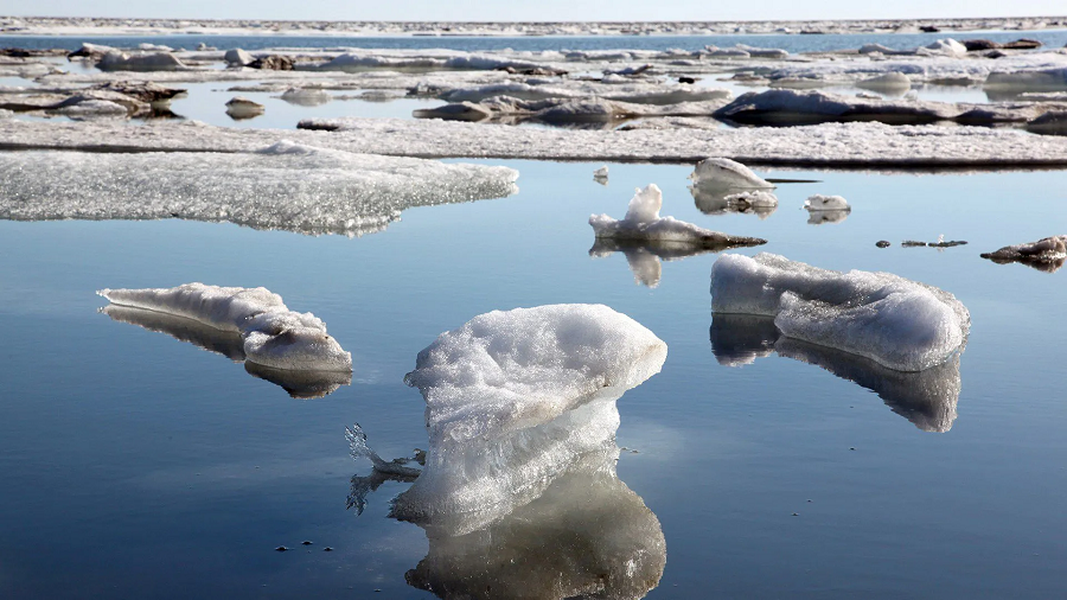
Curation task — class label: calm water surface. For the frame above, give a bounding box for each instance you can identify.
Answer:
[1,159,1066,598]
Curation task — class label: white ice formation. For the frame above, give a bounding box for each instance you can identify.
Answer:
[224,96,264,119]
[98,283,352,372]
[589,184,766,248]
[710,314,961,432]
[710,253,970,371]
[279,87,331,106]
[980,235,1067,272]
[593,165,609,178]
[0,140,519,237]
[804,194,851,211]
[394,304,667,536]
[689,157,775,189]
[97,51,190,72]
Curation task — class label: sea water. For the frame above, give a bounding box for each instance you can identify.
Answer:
[1,158,1066,598]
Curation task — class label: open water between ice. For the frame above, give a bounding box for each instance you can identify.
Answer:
[1,158,1066,598]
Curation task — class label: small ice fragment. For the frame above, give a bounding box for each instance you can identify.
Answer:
[97,283,352,372]
[710,253,970,371]
[593,165,609,178]
[980,235,1067,272]
[590,184,766,248]
[225,96,264,119]
[804,194,850,212]
[280,87,331,106]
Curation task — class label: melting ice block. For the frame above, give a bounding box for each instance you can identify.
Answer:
[710,314,961,432]
[394,304,667,535]
[98,283,352,373]
[590,184,766,248]
[711,253,970,371]
[980,235,1067,272]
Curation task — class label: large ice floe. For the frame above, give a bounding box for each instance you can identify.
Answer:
[710,314,961,432]
[98,283,353,395]
[980,235,1067,273]
[347,304,667,598]
[710,253,970,372]
[0,140,519,236]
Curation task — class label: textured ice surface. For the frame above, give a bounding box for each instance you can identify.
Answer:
[984,67,1067,93]
[98,283,352,372]
[711,253,970,371]
[689,157,775,189]
[415,95,730,124]
[97,51,190,72]
[0,140,519,236]
[394,304,667,535]
[590,184,767,247]
[691,186,779,219]
[710,314,960,432]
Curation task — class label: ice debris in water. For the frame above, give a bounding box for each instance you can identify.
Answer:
[688,157,775,190]
[589,184,766,248]
[804,194,851,211]
[98,283,352,372]
[980,235,1067,273]
[711,253,970,372]
[394,304,667,535]
[593,165,609,179]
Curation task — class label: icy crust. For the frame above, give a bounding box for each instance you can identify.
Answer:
[0,140,519,236]
[714,89,1067,126]
[98,283,352,372]
[710,253,970,371]
[5,117,1067,168]
[590,184,767,247]
[394,304,666,534]
[709,314,960,432]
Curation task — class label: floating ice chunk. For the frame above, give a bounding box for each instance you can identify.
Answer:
[856,72,912,93]
[1026,110,1067,135]
[51,98,129,119]
[804,194,851,211]
[710,253,970,371]
[224,48,253,66]
[984,67,1067,93]
[97,51,190,72]
[689,157,775,189]
[593,165,609,178]
[691,186,779,219]
[225,96,264,119]
[922,39,968,58]
[980,235,1067,272]
[101,304,350,398]
[590,184,767,248]
[710,314,961,432]
[394,304,667,535]
[280,87,331,106]
[98,283,352,372]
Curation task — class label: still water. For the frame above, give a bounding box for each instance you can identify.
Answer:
[1,159,1066,598]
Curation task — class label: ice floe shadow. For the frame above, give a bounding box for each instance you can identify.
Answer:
[348,304,667,599]
[710,314,961,432]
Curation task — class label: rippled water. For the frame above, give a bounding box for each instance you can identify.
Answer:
[1,158,1066,598]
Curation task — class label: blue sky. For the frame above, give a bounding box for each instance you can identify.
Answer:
[6,0,1065,22]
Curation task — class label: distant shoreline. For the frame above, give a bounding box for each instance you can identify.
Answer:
[2,15,1066,38]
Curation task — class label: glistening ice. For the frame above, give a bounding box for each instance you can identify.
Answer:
[711,253,970,372]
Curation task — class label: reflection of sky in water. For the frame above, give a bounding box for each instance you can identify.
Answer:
[2,161,1067,597]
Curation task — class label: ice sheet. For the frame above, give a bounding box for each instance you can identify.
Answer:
[0,140,519,236]
[98,283,352,373]
[711,253,970,371]
[5,114,1067,168]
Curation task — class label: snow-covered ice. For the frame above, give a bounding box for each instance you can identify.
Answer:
[98,283,352,373]
[710,314,960,432]
[689,157,775,189]
[590,184,767,248]
[0,140,519,236]
[393,304,667,535]
[711,253,970,371]
[804,194,851,211]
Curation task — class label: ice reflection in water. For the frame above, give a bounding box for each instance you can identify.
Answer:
[100,305,351,398]
[690,182,778,219]
[590,237,737,287]
[710,314,961,432]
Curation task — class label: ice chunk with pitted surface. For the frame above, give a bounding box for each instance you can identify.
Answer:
[590,184,766,248]
[395,304,666,535]
[98,283,351,372]
[711,253,969,371]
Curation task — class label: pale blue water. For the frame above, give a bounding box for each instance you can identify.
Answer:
[2,159,1067,598]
